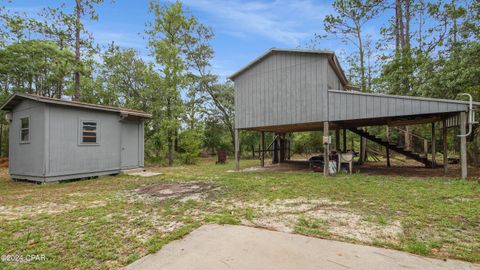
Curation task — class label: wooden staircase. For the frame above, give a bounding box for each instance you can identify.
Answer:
[348,128,433,167]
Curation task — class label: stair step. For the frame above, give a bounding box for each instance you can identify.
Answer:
[347,127,432,167]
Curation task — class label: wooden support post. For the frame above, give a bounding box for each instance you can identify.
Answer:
[424,140,428,159]
[460,112,467,179]
[260,131,265,167]
[279,133,285,162]
[272,134,279,164]
[234,128,240,171]
[335,129,340,151]
[342,128,347,152]
[431,122,436,167]
[287,135,291,160]
[386,126,391,167]
[323,122,330,176]
[359,128,366,164]
[404,126,411,151]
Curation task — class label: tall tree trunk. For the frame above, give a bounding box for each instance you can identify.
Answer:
[398,1,405,50]
[57,38,65,99]
[452,0,458,49]
[356,25,366,93]
[0,123,3,157]
[356,25,367,163]
[73,0,81,101]
[405,0,410,50]
[395,0,402,54]
[419,1,424,53]
[167,99,174,166]
[168,134,174,166]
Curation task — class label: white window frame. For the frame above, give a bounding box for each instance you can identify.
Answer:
[78,119,100,146]
[20,116,30,144]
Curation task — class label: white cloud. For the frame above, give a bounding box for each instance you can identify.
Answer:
[183,0,331,46]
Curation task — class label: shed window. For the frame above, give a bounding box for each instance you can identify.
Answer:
[81,121,97,143]
[20,117,29,143]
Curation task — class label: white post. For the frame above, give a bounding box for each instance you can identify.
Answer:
[235,129,240,171]
[323,122,330,176]
[460,112,467,179]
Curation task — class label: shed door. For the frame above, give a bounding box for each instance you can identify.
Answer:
[121,120,140,169]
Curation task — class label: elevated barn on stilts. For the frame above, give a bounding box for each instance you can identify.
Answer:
[229,48,479,178]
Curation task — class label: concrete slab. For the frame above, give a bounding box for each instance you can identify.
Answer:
[125,224,479,270]
[124,169,162,177]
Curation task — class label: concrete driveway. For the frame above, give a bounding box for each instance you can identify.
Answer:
[126,224,479,270]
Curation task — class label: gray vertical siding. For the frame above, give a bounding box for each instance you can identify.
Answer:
[6,97,147,182]
[9,100,45,177]
[46,104,123,177]
[327,90,469,121]
[234,52,330,129]
[233,50,473,131]
[120,119,141,169]
[327,62,344,90]
[139,120,145,167]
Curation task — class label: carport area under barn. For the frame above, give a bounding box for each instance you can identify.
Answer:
[239,159,480,180]
[229,49,479,179]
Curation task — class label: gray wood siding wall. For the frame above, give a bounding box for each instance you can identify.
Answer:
[327,62,344,90]
[46,104,123,177]
[120,119,142,169]
[328,90,468,121]
[9,100,45,177]
[234,52,330,129]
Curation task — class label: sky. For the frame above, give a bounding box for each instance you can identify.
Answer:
[4,0,392,80]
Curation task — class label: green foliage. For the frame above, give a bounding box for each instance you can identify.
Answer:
[291,132,324,155]
[177,127,204,164]
[1,0,479,165]
[146,0,215,165]
[323,0,385,92]
[0,39,75,96]
[203,118,232,153]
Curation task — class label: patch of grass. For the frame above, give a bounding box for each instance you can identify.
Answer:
[146,223,200,254]
[0,158,479,269]
[244,208,255,221]
[295,217,330,238]
[204,211,240,225]
[365,214,388,225]
[405,241,432,256]
[125,252,141,265]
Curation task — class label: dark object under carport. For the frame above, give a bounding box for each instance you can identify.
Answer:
[216,149,227,164]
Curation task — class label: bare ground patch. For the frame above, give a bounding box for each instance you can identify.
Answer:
[229,197,403,244]
[135,182,218,201]
[0,200,107,221]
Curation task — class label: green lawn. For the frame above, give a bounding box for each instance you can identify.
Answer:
[0,158,479,269]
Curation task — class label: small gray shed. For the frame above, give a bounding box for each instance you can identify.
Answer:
[0,93,152,183]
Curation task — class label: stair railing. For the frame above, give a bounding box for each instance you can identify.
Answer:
[391,127,430,158]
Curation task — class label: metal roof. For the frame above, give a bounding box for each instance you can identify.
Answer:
[0,92,152,118]
[328,90,480,106]
[228,48,354,89]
